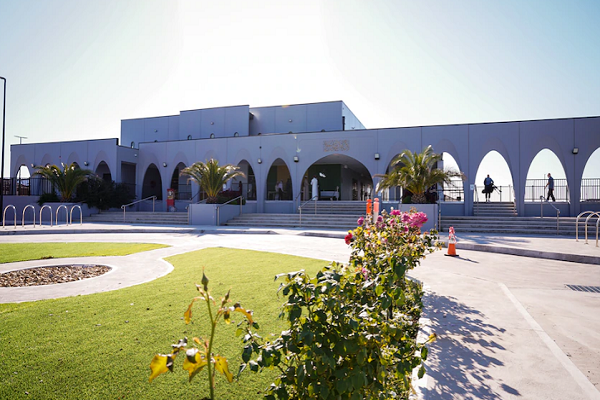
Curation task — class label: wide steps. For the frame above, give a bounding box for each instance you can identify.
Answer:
[473,202,517,216]
[85,211,189,225]
[226,213,361,229]
[441,216,599,236]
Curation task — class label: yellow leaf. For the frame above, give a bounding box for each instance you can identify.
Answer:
[213,355,233,382]
[184,297,204,324]
[182,348,208,382]
[233,303,253,324]
[149,353,176,382]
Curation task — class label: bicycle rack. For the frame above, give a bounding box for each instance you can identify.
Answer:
[70,205,82,225]
[22,204,36,228]
[56,205,68,226]
[3,205,16,229]
[40,205,53,227]
[575,211,600,244]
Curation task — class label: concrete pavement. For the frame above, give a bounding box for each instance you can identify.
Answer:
[0,223,599,399]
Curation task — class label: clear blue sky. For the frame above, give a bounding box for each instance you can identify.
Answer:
[1,0,599,183]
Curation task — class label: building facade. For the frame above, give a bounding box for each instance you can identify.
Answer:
[10,100,600,217]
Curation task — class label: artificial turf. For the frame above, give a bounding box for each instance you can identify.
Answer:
[0,242,169,264]
[0,248,327,399]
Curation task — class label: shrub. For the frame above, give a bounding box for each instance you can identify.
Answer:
[37,192,60,206]
[75,179,135,210]
[244,209,440,399]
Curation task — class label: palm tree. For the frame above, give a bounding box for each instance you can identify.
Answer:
[181,159,245,204]
[375,146,462,204]
[34,162,94,202]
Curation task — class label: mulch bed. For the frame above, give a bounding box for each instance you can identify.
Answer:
[0,265,111,287]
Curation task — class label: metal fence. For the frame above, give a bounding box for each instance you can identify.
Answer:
[581,178,600,202]
[1,177,53,196]
[474,185,515,203]
[524,179,569,202]
[440,180,465,202]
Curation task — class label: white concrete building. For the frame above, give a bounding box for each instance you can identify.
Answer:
[9,100,600,217]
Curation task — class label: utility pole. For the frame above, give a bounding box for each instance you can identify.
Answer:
[0,77,6,225]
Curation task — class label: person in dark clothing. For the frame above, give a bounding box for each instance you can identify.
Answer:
[483,174,494,202]
[545,173,555,201]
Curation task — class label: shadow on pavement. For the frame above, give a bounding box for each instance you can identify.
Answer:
[421,292,521,399]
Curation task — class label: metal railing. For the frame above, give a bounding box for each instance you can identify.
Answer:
[575,211,600,246]
[40,205,52,227]
[1,177,53,196]
[525,179,569,202]
[439,180,465,202]
[121,195,156,221]
[3,205,16,228]
[298,196,318,227]
[581,178,600,202]
[539,196,560,234]
[474,184,514,202]
[22,204,35,228]
[215,196,244,226]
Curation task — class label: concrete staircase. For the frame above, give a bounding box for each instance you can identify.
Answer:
[441,215,600,236]
[473,201,517,217]
[85,211,189,225]
[226,201,365,230]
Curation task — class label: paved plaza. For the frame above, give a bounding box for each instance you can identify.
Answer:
[1,224,599,399]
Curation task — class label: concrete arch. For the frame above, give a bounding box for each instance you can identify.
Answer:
[231,148,255,170]
[66,151,82,168]
[40,153,53,168]
[382,140,412,172]
[430,139,464,177]
[141,163,163,200]
[302,153,374,201]
[93,151,111,175]
[13,154,33,177]
[200,150,219,164]
[265,157,293,201]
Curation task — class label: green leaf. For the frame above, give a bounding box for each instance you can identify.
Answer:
[418,365,426,379]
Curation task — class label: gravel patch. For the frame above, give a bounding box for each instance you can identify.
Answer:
[0,265,111,287]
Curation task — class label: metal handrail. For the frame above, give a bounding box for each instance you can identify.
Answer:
[22,204,35,228]
[121,195,157,221]
[539,196,560,234]
[3,205,16,229]
[215,196,244,226]
[294,192,303,210]
[56,205,68,226]
[584,212,600,246]
[40,205,52,227]
[576,211,600,243]
[70,205,82,225]
[298,196,318,227]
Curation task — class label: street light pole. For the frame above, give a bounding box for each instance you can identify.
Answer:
[0,76,6,225]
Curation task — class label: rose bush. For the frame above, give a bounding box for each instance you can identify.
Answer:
[244,209,440,399]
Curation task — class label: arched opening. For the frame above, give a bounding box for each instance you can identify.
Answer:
[304,154,372,201]
[142,164,163,200]
[95,161,112,182]
[170,162,191,200]
[235,160,256,201]
[475,151,514,203]
[15,164,31,196]
[439,153,464,202]
[525,149,567,202]
[266,158,292,200]
[581,147,600,202]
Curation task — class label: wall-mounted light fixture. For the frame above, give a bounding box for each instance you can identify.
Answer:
[210,121,214,125]
[163,162,167,168]
[374,153,380,160]
[234,132,239,137]
[83,161,89,166]
[257,158,262,164]
[293,156,299,163]
[210,133,215,138]
[134,153,138,157]
[187,135,192,140]
[31,163,34,168]
[572,147,579,155]
[289,119,293,123]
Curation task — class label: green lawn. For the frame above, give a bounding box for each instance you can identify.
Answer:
[0,242,169,264]
[0,248,327,400]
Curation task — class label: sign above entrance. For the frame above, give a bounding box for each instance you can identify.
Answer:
[323,140,349,152]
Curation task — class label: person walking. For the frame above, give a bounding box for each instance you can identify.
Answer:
[545,173,555,201]
[483,174,494,202]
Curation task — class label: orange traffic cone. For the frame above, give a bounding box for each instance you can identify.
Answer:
[445,242,458,257]
[444,226,459,257]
